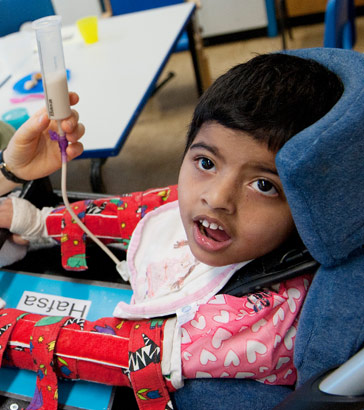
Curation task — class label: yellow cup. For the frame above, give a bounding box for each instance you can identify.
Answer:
[77,16,98,44]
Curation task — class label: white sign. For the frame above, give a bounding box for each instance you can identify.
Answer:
[17,291,91,319]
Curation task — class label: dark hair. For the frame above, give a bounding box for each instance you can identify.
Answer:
[184,53,344,153]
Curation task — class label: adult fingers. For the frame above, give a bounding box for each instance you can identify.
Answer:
[61,109,80,134]
[66,141,84,160]
[69,91,79,106]
[66,123,85,144]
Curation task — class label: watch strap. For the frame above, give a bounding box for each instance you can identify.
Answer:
[0,149,28,184]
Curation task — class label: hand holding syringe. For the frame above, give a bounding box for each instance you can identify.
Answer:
[32,16,123,270]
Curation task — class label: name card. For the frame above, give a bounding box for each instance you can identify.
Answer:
[17,291,91,319]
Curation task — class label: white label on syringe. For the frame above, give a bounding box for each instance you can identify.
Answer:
[44,71,71,120]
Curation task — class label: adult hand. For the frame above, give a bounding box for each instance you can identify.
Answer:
[3,92,84,182]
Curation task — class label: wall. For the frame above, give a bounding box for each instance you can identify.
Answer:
[51,0,269,38]
[51,0,102,25]
[197,0,268,38]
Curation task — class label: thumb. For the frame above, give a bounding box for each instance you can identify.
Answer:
[11,234,29,246]
[16,108,50,145]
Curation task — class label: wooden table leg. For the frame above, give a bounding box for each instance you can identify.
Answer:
[186,15,212,96]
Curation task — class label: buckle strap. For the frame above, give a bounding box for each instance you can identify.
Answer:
[27,314,73,410]
[0,308,29,365]
[128,319,174,410]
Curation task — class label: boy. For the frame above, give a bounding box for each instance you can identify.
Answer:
[0,52,344,409]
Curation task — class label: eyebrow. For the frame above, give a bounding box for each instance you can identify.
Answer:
[250,163,279,176]
[189,142,220,157]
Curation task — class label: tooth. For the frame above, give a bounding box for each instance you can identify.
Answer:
[218,226,224,230]
[209,223,218,230]
[202,220,209,228]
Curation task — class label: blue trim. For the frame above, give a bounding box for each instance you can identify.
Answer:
[174,30,189,52]
[109,0,183,15]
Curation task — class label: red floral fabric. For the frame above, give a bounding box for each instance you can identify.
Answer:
[0,308,174,410]
[46,186,178,271]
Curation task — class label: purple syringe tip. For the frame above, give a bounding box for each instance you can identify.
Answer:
[49,130,68,162]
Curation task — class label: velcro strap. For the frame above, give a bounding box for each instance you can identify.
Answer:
[28,315,73,410]
[60,201,88,271]
[128,318,174,410]
[0,309,29,365]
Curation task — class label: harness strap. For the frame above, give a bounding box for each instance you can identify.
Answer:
[0,308,27,365]
[27,314,73,410]
[129,319,175,410]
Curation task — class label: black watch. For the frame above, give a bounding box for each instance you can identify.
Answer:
[0,149,28,184]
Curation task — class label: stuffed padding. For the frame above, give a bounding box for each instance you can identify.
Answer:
[276,47,364,267]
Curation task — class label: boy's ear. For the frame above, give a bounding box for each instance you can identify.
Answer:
[276,48,364,267]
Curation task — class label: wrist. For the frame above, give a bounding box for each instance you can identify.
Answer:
[0,149,28,184]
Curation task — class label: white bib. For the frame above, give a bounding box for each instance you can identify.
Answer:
[113,201,248,319]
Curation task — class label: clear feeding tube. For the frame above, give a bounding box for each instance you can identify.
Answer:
[33,16,122,269]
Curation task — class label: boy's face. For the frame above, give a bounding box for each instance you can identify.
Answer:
[178,122,295,267]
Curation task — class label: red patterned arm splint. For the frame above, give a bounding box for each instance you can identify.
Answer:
[0,309,175,410]
[46,186,178,271]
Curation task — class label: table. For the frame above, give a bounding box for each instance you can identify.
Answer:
[0,3,204,191]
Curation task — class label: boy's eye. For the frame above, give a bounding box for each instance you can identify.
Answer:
[197,157,215,171]
[251,179,278,196]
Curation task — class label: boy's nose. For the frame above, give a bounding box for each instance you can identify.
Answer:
[201,177,236,214]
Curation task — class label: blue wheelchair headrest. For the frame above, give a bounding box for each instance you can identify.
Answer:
[275,48,364,267]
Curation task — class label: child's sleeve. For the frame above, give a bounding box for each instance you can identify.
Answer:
[177,275,312,387]
[46,185,178,271]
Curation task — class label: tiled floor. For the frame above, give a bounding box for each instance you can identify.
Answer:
[50,16,364,195]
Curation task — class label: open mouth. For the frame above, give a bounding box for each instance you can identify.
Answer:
[193,219,232,252]
[198,219,231,242]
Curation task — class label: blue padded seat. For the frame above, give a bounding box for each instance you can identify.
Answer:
[278,48,364,268]
[277,47,364,387]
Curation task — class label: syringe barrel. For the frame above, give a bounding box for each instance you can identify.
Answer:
[32,16,71,120]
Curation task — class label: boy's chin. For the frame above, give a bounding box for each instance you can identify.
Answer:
[190,248,238,267]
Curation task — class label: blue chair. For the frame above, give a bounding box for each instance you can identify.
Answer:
[324,0,356,48]
[0,0,55,37]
